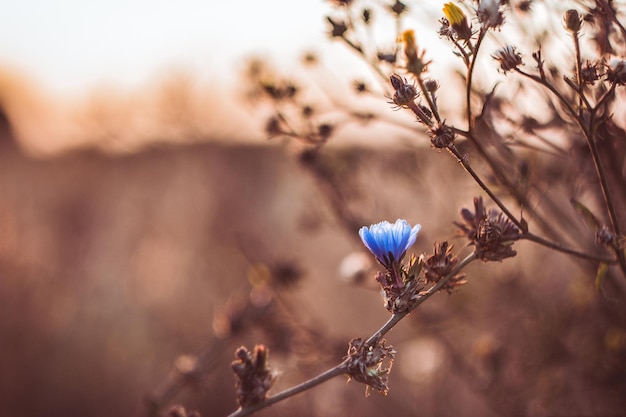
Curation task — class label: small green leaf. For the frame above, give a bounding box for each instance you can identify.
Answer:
[570,198,603,232]
[595,262,608,294]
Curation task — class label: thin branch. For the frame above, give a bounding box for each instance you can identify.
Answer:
[520,233,617,263]
[226,252,477,417]
[227,365,347,417]
[447,144,525,231]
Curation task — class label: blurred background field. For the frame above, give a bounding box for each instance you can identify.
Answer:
[1,1,626,417]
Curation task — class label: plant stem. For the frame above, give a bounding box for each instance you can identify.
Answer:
[520,233,617,263]
[572,32,585,118]
[226,253,477,417]
[466,28,487,129]
[366,252,477,346]
[447,144,525,231]
[516,68,626,277]
[227,365,347,417]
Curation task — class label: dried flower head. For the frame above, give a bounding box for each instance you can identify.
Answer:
[580,60,601,84]
[492,45,523,73]
[388,74,419,108]
[362,8,372,24]
[377,50,397,64]
[376,259,424,313]
[344,338,396,396]
[606,58,626,84]
[563,9,582,33]
[439,17,454,39]
[265,116,283,137]
[326,16,348,38]
[423,241,467,292]
[454,197,520,262]
[231,345,275,407]
[477,0,505,29]
[442,2,473,41]
[429,121,456,148]
[388,0,408,16]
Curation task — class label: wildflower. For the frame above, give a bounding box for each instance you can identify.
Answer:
[344,338,396,396]
[454,197,520,262]
[442,2,472,41]
[563,9,582,34]
[359,219,421,269]
[477,0,505,30]
[492,45,523,73]
[401,30,430,75]
[606,57,626,84]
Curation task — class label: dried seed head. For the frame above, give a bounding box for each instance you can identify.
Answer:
[423,241,467,293]
[454,197,520,262]
[388,0,408,16]
[265,116,283,137]
[231,345,276,407]
[492,45,523,73]
[377,51,397,64]
[606,58,626,84]
[477,0,505,30]
[429,122,456,148]
[563,9,582,33]
[580,61,601,85]
[345,338,396,396]
[326,16,348,38]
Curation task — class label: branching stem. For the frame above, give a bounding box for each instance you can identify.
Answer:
[226,253,477,417]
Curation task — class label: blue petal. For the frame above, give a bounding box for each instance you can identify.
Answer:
[359,219,421,267]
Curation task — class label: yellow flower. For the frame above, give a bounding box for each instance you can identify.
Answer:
[442,2,465,26]
[400,29,417,59]
[399,29,430,75]
[442,2,472,40]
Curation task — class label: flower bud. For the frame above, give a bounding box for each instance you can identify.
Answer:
[424,79,440,92]
[442,2,472,41]
[563,9,582,33]
[400,30,430,75]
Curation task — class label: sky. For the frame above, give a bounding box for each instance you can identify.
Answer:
[0,0,452,153]
[0,0,331,94]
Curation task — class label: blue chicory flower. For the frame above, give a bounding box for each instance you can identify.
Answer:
[359,219,421,268]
